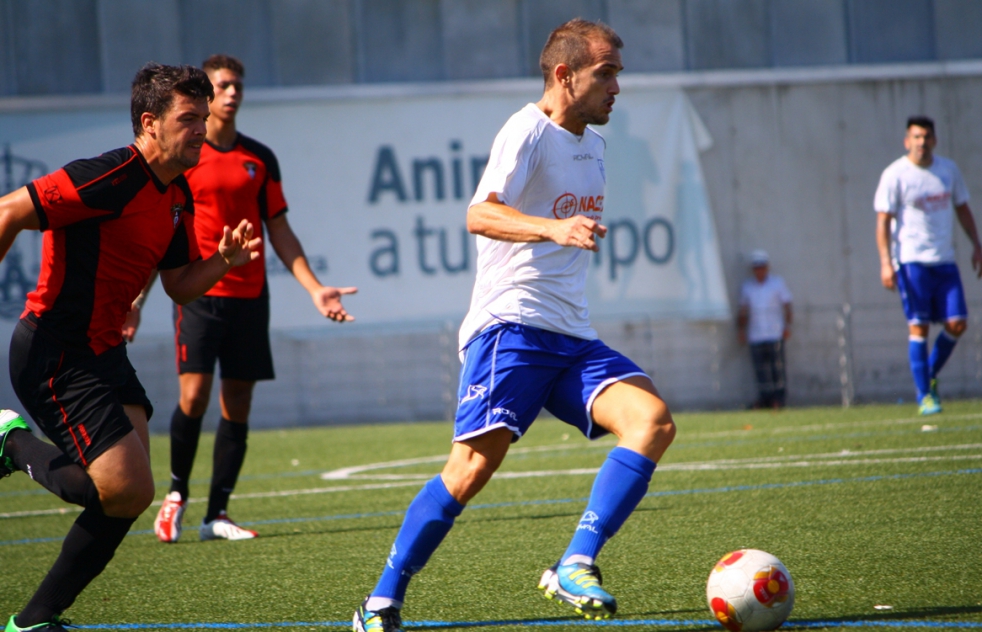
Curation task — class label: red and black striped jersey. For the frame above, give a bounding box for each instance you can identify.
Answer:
[184,133,287,299]
[25,145,201,355]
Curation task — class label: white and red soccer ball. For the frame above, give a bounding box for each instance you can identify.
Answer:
[706,549,795,632]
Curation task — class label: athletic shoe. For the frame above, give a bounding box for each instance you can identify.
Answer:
[538,561,617,620]
[154,491,186,543]
[0,410,30,478]
[930,378,940,403]
[5,614,70,632]
[352,600,402,632]
[199,511,258,541]
[918,393,942,416]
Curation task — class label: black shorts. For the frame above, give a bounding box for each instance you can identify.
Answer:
[173,284,275,381]
[9,317,152,467]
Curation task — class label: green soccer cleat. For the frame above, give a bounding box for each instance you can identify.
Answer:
[929,378,940,403]
[0,410,30,478]
[538,562,617,620]
[918,392,942,416]
[5,615,70,632]
[352,600,402,632]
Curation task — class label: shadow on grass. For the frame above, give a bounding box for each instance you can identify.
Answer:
[784,604,982,627]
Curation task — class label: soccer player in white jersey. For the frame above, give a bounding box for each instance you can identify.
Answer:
[875,116,982,415]
[351,19,676,632]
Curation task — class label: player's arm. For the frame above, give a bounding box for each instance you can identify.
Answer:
[121,270,158,343]
[875,211,896,290]
[783,302,793,340]
[736,304,749,345]
[0,188,41,261]
[265,213,356,322]
[159,219,261,305]
[468,192,607,251]
[954,202,982,278]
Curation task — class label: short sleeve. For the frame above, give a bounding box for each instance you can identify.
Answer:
[777,277,793,303]
[873,167,899,214]
[158,203,201,270]
[950,162,970,207]
[738,282,750,307]
[260,177,288,221]
[27,169,112,231]
[469,116,539,209]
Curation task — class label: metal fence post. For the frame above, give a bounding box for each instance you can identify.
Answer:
[836,303,855,407]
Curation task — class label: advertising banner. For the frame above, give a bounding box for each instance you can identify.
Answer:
[0,81,729,344]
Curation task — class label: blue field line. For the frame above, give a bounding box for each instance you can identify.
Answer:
[68,618,982,629]
[3,467,980,548]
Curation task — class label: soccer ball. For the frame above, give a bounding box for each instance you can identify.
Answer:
[706,549,795,632]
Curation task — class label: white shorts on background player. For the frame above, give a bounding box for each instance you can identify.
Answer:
[459,103,607,351]
[874,155,969,265]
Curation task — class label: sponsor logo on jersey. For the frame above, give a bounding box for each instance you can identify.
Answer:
[572,153,594,161]
[552,193,604,219]
[112,173,128,186]
[43,185,62,204]
[244,161,258,179]
[461,384,487,403]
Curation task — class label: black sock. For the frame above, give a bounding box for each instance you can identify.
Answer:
[5,429,101,510]
[205,418,248,522]
[168,406,203,500]
[16,508,135,627]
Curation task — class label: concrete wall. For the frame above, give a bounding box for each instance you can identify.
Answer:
[4,0,982,96]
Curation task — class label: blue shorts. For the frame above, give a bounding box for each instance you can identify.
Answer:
[896,262,968,325]
[453,322,650,442]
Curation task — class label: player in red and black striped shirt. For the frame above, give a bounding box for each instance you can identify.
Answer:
[143,55,356,543]
[0,64,261,632]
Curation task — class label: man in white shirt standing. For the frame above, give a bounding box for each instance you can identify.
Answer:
[737,250,793,409]
[351,19,676,632]
[874,116,982,415]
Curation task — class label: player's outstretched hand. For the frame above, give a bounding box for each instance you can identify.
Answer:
[972,244,982,278]
[312,286,357,322]
[550,216,607,252]
[880,262,897,290]
[219,219,263,267]
[121,307,141,342]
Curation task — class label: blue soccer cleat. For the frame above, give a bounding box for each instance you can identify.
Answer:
[0,410,30,479]
[918,392,942,416]
[538,562,617,620]
[352,600,402,632]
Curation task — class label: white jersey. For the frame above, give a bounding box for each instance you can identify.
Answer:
[739,275,792,344]
[459,103,606,350]
[874,154,969,264]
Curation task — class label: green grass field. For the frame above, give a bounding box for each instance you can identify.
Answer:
[2,401,981,631]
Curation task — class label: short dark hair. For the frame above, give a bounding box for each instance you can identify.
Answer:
[539,18,623,87]
[202,54,245,77]
[907,115,935,134]
[131,63,213,136]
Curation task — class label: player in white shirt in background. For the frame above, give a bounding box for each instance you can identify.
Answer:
[874,116,982,415]
[351,19,676,632]
[737,250,793,409]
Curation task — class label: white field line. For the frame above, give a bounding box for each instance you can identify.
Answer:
[4,443,980,519]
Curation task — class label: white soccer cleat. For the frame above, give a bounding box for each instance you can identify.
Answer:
[154,491,186,543]
[199,511,258,541]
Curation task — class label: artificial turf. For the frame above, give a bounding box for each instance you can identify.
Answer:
[1,401,980,631]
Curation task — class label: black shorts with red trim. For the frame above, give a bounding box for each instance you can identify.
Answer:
[9,316,152,467]
[173,284,274,381]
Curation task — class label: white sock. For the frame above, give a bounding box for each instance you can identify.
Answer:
[562,554,595,567]
[365,596,401,612]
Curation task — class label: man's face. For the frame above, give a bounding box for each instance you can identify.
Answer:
[154,93,209,171]
[904,125,936,164]
[752,264,769,283]
[568,38,623,127]
[208,68,243,123]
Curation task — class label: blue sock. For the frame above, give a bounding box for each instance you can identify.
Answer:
[929,330,959,379]
[371,475,464,604]
[561,446,655,565]
[908,336,930,401]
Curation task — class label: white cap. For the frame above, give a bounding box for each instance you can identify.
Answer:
[750,249,769,266]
